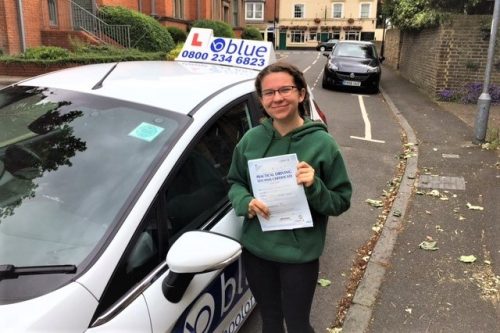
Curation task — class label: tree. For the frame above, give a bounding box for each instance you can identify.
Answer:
[241,27,263,40]
[382,0,494,30]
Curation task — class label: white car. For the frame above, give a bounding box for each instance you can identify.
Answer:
[0,29,325,332]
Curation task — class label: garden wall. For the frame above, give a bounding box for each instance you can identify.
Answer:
[383,14,499,99]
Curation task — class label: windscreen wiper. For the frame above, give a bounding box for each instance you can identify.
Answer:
[0,264,76,280]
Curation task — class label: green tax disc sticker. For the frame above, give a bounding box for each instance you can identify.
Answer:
[129,122,164,142]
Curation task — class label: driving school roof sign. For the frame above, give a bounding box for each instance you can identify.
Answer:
[176,28,276,70]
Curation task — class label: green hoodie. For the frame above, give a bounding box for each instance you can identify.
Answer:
[228,118,352,263]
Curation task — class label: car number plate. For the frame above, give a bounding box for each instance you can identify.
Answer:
[343,80,361,87]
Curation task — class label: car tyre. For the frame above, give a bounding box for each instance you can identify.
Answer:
[319,46,326,52]
[322,75,330,90]
[369,85,380,94]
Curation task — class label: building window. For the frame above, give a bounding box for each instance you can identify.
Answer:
[332,30,341,39]
[233,0,239,25]
[174,0,184,18]
[345,31,360,40]
[246,2,264,20]
[290,30,305,43]
[48,0,57,25]
[332,3,343,18]
[294,4,304,18]
[360,3,371,18]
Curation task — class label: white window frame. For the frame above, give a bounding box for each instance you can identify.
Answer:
[345,31,360,40]
[245,2,264,20]
[332,3,343,19]
[360,3,371,19]
[293,4,305,19]
[290,30,305,43]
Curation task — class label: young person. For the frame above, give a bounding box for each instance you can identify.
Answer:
[227,62,352,333]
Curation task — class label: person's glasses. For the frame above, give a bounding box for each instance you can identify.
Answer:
[261,86,297,99]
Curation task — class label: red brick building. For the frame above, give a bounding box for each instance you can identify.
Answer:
[0,0,248,55]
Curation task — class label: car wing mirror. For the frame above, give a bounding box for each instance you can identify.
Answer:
[162,231,242,303]
[323,52,330,57]
[379,56,385,63]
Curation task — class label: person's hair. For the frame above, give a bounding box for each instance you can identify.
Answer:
[255,62,310,118]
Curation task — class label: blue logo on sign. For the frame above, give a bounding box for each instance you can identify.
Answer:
[209,38,268,58]
[211,38,226,52]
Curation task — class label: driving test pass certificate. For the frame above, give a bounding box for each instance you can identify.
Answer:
[248,153,313,231]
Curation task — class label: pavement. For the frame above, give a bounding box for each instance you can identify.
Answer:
[342,66,499,333]
[1,67,499,333]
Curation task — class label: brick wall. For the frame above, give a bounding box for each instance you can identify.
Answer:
[1,0,22,54]
[41,30,101,49]
[383,14,499,98]
[0,0,9,53]
[99,0,139,10]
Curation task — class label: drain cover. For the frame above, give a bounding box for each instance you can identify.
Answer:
[417,175,466,190]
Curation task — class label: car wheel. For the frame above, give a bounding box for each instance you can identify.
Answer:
[370,85,380,94]
[322,75,329,90]
[319,46,326,52]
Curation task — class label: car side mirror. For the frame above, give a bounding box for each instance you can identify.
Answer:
[379,56,385,63]
[162,231,242,303]
[323,52,330,57]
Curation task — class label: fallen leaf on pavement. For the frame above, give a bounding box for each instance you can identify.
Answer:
[372,223,382,232]
[366,199,383,208]
[327,328,342,333]
[419,240,439,251]
[405,308,412,314]
[318,278,332,287]
[428,189,441,197]
[466,203,484,211]
[459,255,477,263]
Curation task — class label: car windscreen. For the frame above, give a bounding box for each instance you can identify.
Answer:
[335,43,377,59]
[0,86,188,268]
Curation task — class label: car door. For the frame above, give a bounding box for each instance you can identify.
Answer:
[87,95,258,332]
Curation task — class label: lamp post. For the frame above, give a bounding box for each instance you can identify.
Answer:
[380,14,386,58]
[473,0,500,143]
[273,0,277,49]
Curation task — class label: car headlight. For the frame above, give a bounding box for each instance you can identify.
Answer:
[367,66,380,73]
[328,62,339,71]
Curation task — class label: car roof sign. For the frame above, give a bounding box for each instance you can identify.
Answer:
[176,28,276,70]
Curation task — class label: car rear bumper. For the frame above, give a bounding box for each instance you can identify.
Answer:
[324,68,380,88]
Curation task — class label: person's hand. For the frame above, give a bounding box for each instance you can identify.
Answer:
[248,198,270,219]
[296,161,315,188]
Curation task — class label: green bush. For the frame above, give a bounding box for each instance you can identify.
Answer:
[0,46,165,65]
[99,6,174,52]
[241,27,263,40]
[167,26,187,44]
[166,43,184,61]
[23,46,70,60]
[192,20,235,38]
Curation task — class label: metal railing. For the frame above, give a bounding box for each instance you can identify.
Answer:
[41,0,131,48]
[70,1,130,48]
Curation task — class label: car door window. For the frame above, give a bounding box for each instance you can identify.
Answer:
[92,98,253,325]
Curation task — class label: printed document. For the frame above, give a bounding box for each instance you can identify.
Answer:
[248,153,313,231]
